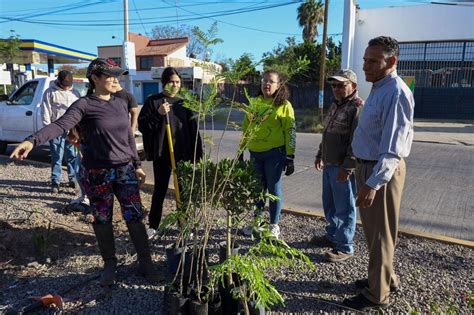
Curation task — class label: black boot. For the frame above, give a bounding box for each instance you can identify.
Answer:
[92,223,117,287]
[126,221,161,283]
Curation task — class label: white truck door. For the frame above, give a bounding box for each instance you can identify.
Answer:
[0,80,43,142]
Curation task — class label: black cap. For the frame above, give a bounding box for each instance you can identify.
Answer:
[86,58,128,78]
[57,70,73,87]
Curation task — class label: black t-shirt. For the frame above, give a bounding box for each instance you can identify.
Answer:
[114,89,138,110]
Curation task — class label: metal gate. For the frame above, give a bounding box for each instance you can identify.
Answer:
[398,40,474,119]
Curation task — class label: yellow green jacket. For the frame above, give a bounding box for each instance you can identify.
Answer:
[242,96,296,155]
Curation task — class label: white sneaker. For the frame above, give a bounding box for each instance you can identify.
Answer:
[269,224,280,239]
[71,195,90,206]
[147,228,158,240]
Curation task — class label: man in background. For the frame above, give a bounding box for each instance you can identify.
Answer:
[41,70,81,193]
[114,81,138,133]
[311,69,363,263]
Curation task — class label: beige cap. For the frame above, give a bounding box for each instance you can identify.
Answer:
[327,69,357,84]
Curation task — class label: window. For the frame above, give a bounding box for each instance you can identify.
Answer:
[8,81,38,105]
[140,57,154,70]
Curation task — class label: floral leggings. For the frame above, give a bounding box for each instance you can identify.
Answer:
[80,163,144,224]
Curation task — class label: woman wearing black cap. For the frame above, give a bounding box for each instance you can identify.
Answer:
[10,58,159,286]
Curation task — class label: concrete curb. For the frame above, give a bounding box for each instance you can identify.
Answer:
[283,207,474,248]
[413,139,474,146]
[2,155,472,248]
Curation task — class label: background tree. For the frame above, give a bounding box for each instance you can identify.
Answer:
[233,53,260,83]
[57,65,88,78]
[325,37,342,76]
[151,24,205,58]
[0,35,22,86]
[297,0,324,42]
[262,36,341,85]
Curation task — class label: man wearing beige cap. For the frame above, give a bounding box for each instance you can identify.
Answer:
[310,69,364,262]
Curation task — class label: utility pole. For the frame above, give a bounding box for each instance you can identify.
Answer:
[124,0,129,42]
[318,0,329,123]
[123,0,133,93]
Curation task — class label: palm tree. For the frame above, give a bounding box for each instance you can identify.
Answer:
[297,0,324,42]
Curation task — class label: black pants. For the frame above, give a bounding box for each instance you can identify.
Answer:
[149,157,172,229]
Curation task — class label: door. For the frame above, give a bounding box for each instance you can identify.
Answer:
[0,80,40,142]
[142,82,159,101]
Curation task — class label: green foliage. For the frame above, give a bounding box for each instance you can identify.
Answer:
[32,222,53,257]
[165,159,263,222]
[219,53,260,84]
[191,22,223,61]
[294,109,324,133]
[262,36,341,84]
[209,228,315,310]
[0,35,22,63]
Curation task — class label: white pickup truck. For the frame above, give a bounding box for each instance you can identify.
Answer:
[0,77,144,156]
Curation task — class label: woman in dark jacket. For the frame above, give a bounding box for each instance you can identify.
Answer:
[11,58,159,286]
[138,67,203,238]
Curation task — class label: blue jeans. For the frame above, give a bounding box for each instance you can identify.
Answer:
[250,147,286,225]
[322,165,357,254]
[49,133,79,185]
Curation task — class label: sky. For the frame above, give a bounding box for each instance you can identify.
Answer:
[0,0,432,66]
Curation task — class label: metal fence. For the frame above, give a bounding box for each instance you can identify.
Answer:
[398,40,474,88]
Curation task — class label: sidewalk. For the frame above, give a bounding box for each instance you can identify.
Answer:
[413,121,474,145]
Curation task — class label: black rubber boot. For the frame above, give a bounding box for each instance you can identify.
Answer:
[92,223,117,287]
[126,221,161,283]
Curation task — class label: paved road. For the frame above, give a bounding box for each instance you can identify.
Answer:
[3,129,473,241]
[145,129,474,242]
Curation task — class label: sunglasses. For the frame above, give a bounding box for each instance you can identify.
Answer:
[331,83,348,89]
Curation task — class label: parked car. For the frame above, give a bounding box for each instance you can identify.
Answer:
[0,77,144,157]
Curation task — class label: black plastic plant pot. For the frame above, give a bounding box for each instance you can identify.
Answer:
[168,291,190,315]
[218,283,244,314]
[208,292,222,315]
[248,300,265,315]
[189,299,208,315]
[166,244,209,291]
[218,241,241,263]
[166,245,186,276]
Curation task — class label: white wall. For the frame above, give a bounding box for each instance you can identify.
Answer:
[168,46,187,60]
[345,3,474,99]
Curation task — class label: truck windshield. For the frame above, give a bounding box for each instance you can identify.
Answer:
[8,81,39,105]
[73,82,89,97]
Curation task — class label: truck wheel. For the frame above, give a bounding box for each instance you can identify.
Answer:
[0,141,7,155]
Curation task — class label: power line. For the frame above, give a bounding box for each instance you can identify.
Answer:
[0,2,301,27]
[0,1,107,24]
[132,0,149,37]
[3,3,297,23]
[167,0,305,36]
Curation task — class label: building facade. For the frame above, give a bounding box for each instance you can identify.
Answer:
[342,0,474,119]
[98,33,221,103]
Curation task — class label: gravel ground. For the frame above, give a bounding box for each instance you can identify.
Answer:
[0,157,473,314]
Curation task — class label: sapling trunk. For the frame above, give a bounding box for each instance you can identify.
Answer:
[226,212,233,287]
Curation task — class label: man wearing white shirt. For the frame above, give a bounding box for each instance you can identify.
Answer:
[41,70,81,193]
[343,36,415,311]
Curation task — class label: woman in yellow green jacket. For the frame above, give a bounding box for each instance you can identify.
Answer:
[241,70,296,239]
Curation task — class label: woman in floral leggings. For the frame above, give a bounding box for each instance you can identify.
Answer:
[11,58,159,287]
